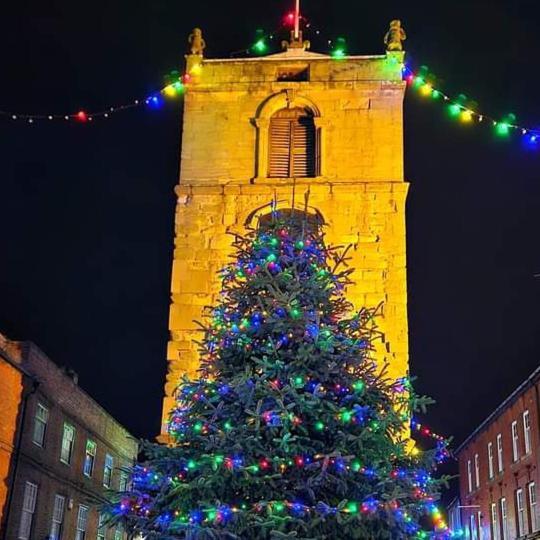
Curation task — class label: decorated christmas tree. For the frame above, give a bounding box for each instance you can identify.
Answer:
[112,209,450,539]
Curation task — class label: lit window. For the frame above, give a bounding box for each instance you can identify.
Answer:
[497,433,503,472]
[75,505,89,540]
[32,403,48,447]
[97,512,106,540]
[83,440,97,477]
[49,494,65,540]
[467,459,473,492]
[60,423,75,465]
[103,454,114,488]
[490,502,499,540]
[488,442,494,479]
[18,481,38,540]
[529,482,538,532]
[474,453,480,488]
[512,421,519,462]
[523,410,531,454]
[500,497,508,540]
[517,488,527,536]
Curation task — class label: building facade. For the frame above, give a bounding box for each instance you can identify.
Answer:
[163,28,409,430]
[456,367,540,539]
[0,334,138,540]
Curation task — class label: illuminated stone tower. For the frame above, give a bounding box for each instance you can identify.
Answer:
[162,25,408,431]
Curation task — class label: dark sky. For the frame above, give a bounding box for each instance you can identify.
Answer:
[1,0,539,474]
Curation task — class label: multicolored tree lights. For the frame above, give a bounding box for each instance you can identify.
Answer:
[108,209,453,538]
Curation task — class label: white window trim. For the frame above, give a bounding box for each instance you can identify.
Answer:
[501,497,508,540]
[32,403,48,447]
[76,504,89,540]
[523,410,531,455]
[488,442,494,479]
[529,482,538,533]
[467,459,473,492]
[97,512,107,540]
[477,510,482,540]
[474,453,480,488]
[517,488,527,537]
[103,453,114,488]
[512,420,519,462]
[60,423,75,465]
[18,481,38,540]
[497,433,504,473]
[50,494,65,540]
[491,502,499,540]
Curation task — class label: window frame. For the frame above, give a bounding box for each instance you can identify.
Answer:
[75,504,89,540]
[488,441,494,479]
[517,488,527,536]
[500,497,508,540]
[83,439,97,477]
[467,459,473,492]
[119,471,129,492]
[267,107,319,179]
[97,512,107,540]
[32,402,49,447]
[497,433,504,472]
[103,453,114,488]
[474,453,480,488]
[490,502,499,540]
[523,410,531,455]
[18,481,38,540]
[511,420,519,462]
[60,423,75,465]
[49,493,66,540]
[529,482,538,532]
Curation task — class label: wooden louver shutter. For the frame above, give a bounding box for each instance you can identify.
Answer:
[268,117,292,177]
[268,108,316,178]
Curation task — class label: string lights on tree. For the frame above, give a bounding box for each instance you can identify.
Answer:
[105,208,454,539]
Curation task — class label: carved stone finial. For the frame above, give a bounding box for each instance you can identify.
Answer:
[188,27,205,56]
[281,30,310,51]
[384,20,406,52]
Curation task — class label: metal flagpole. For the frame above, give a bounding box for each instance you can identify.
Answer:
[294,0,300,40]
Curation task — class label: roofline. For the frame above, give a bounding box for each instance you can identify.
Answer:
[0,345,36,380]
[17,339,137,443]
[202,54,388,64]
[455,365,540,455]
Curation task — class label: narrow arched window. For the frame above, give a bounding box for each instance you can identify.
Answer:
[268,108,318,178]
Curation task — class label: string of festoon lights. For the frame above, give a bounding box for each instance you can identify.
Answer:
[403,65,539,145]
[1,8,536,157]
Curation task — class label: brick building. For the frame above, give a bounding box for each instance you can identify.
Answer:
[456,366,540,539]
[0,334,138,540]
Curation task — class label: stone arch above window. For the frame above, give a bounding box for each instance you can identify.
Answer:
[245,202,325,233]
[252,91,326,181]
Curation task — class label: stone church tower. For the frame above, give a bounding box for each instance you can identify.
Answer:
[162,27,408,432]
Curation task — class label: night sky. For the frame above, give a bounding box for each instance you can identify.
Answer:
[1,0,539,481]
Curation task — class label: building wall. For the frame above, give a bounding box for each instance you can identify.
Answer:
[458,381,540,539]
[1,339,138,540]
[0,351,24,530]
[163,50,409,430]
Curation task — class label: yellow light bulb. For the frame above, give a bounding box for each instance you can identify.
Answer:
[420,83,433,96]
[460,110,473,122]
[164,84,177,97]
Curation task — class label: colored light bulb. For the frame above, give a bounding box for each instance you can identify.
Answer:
[76,110,87,122]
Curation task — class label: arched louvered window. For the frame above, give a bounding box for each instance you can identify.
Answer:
[268,108,318,178]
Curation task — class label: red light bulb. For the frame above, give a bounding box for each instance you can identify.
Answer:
[76,110,88,122]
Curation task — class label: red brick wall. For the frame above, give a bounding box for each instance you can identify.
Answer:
[2,338,138,539]
[458,382,540,539]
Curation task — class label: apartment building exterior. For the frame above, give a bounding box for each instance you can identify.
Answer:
[0,334,138,540]
[456,366,540,539]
